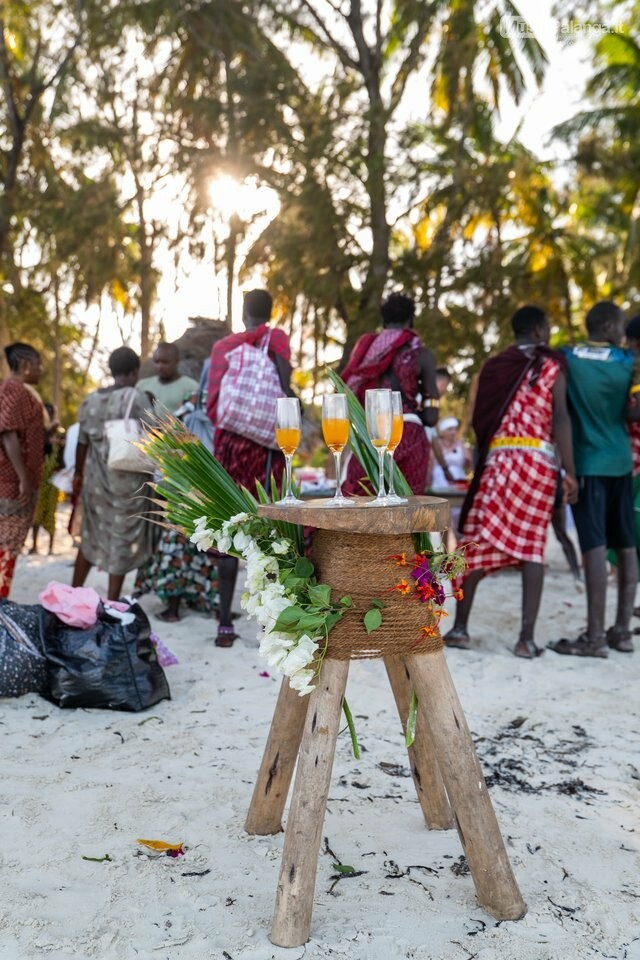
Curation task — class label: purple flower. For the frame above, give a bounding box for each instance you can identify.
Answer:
[411,557,446,605]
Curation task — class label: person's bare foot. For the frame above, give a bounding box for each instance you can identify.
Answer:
[513,638,544,659]
[157,608,181,624]
[444,626,471,650]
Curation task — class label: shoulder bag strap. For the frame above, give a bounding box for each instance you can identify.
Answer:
[124,387,138,423]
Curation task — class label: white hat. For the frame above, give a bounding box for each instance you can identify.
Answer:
[438,417,459,433]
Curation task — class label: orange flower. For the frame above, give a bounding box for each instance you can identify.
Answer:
[420,624,439,638]
[388,553,409,566]
[416,582,436,602]
[393,579,412,596]
[453,588,464,602]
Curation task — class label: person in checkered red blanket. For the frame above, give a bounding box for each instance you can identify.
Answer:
[445,306,578,659]
[206,289,294,647]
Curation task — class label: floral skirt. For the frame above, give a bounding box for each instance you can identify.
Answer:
[135,529,219,612]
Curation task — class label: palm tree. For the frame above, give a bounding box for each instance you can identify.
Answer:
[553,27,640,298]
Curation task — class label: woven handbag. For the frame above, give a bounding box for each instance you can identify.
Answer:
[105,388,154,473]
[216,331,284,448]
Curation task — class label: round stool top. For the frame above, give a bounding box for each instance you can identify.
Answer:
[258,495,450,535]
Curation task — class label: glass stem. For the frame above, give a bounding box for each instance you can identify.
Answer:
[388,452,396,496]
[333,450,342,499]
[377,447,386,499]
[285,454,293,500]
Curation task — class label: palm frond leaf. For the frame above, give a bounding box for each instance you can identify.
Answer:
[140,416,256,533]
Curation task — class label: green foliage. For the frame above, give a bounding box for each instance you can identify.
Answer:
[405,690,418,748]
[342,697,361,760]
[363,607,383,635]
[3,0,640,425]
[142,416,256,533]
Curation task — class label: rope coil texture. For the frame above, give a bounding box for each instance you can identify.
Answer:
[312,530,443,661]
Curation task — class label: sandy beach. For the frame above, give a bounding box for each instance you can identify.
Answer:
[2,507,639,960]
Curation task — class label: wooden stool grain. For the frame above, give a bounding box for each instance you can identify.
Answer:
[245,498,526,947]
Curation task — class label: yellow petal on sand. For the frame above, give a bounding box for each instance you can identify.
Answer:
[136,838,184,852]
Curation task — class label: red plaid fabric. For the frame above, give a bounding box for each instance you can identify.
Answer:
[460,357,560,573]
[629,421,640,476]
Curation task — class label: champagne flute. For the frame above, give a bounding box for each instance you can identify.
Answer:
[386,391,408,504]
[274,397,303,505]
[365,388,392,506]
[321,394,354,506]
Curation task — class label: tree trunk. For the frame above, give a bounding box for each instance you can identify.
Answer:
[52,277,63,413]
[358,92,388,336]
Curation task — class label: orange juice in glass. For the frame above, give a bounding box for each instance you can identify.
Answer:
[275,427,301,456]
[386,392,408,504]
[275,397,303,505]
[365,388,392,505]
[321,394,354,506]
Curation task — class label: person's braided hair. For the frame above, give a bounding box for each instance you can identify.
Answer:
[4,342,40,372]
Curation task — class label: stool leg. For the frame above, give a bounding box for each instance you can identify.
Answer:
[385,657,454,830]
[245,678,310,835]
[270,659,349,948]
[406,651,527,920]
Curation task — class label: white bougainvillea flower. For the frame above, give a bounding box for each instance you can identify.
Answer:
[191,516,216,551]
[281,635,319,676]
[288,669,316,696]
[272,539,290,555]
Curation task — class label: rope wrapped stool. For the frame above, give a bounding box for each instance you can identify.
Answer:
[245,497,526,947]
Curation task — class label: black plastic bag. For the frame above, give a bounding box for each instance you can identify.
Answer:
[40,601,170,711]
[0,600,48,698]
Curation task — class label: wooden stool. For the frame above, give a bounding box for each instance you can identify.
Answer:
[245,498,526,947]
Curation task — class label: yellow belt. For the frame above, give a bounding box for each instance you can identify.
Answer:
[489,436,556,460]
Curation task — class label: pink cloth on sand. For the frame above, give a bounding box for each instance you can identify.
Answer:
[38,581,100,628]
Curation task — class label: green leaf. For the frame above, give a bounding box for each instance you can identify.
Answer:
[363,608,383,634]
[272,606,305,632]
[342,697,361,759]
[297,613,326,632]
[406,690,418,748]
[307,583,332,608]
[340,596,353,607]
[324,611,343,633]
[332,863,357,875]
[294,557,315,578]
[370,598,385,609]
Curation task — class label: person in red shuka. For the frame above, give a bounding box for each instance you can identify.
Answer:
[0,343,45,598]
[446,306,578,659]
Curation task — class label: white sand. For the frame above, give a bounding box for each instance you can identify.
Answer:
[2,508,640,960]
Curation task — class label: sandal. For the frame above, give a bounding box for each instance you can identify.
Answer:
[513,638,544,659]
[215,626,239,648]
[606,626,634,654]
[444,626,471,650]
[548,633,609,658]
